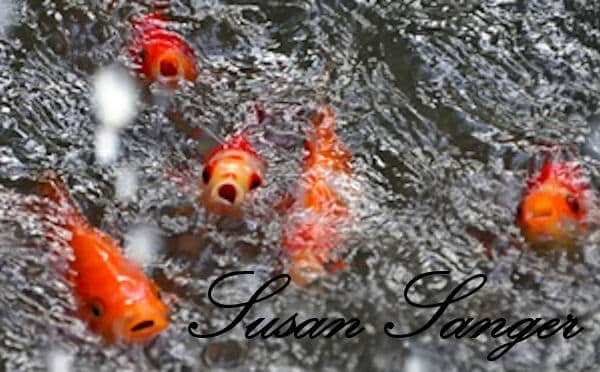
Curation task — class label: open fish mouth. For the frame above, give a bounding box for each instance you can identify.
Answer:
[210,181,245,206]
[155,52,185,83]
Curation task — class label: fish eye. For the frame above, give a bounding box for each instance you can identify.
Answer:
[202,166,212,184]
[566,194,580,213]
[249,173,262,190]
[89,298,104,318]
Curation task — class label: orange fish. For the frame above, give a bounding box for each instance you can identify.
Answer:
[281,105,352,286]
[128,12,198,85]
[38,174,169,343]
[199,134,266,217]
[516,156,591,248]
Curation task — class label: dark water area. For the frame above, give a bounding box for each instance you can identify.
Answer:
[2,0,600,371]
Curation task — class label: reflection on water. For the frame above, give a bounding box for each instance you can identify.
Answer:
[1,0,600,370]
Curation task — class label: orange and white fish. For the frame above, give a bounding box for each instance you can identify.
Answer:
[128,12,198,85]
[516,156,592,248]
[38,174,169,343]
[199,134,266,218]
[281,105,352,286]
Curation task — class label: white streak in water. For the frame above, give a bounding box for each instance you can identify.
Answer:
[94,127,119,165]
[115,167,138,202]
[91,66,139,164]
[0,0,16,35]
[46,350,73,372]
[124,226,162,266]
[92,66,139,130]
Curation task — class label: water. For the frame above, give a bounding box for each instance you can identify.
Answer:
[1,0,600,370]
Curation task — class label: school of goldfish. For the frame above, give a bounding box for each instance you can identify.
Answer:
[14,8,599,346]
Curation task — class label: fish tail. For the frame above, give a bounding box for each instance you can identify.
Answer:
[307,105,352,172]
[37,172,80,224]
[38,172,69,204]
[310,105,336,132]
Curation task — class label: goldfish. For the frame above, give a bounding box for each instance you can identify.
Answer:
[37,174,169,343]
[516,155,592,249]
[281,105,352,286]
[128,12,198,85]
[199,134,266,217]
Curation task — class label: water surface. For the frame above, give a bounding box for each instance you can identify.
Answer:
[1,0,600,371]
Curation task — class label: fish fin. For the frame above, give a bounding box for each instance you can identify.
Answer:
[310,105,335,130]
[271,256,285,277]
[250,102,266,124]
[150,0,173,13]
[509,238,523,250]
[131,11,167,27]
[528,149,588,193]
[204,134,260,163]
[325,259,347,272]
[36,172,82,226]
[106,0,119,11]
[168,110,203,140]
[466,226,497,260]
[307,105,352,172]
[38,172,73,208]
[527,152,554,189]
[275,192,296,214]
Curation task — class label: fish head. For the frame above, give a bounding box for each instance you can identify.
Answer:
[71,231,170,344]
[129,13,197,85]
[199,136,265,217]
[517,160,589,247]
[81,274,169,344]
[143,39,198,84]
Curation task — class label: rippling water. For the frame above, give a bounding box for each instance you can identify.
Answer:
[2,0,600,371]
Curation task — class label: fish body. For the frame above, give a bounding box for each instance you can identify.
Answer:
[39,175,169,343]
[128,12,198,85]
[199,134,265,217]
[281,105,352,285]
[516,158,590,248]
